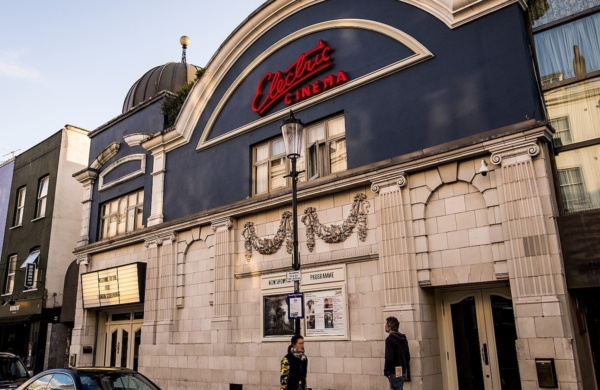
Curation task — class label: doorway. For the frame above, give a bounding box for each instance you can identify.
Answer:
[440,288,521,390]
[102,310,143,370]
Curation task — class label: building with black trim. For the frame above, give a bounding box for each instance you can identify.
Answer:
[0,126,89,373]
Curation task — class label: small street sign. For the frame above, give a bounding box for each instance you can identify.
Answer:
[24,263,35,289]
[286,270,302,282]
[287,292,304,319]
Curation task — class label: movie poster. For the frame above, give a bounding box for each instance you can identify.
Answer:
[304,289,345,337]
[263,294,296,337]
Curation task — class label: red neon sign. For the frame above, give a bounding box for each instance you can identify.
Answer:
[251,40,348,115]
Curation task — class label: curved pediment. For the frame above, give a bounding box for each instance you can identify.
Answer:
[195,19,433,151]
[98,154,146,191]
[140,0,526,154]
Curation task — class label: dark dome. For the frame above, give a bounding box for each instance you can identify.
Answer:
[122,62,200,113]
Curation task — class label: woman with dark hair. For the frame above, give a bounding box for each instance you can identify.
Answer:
[280,335,308,390]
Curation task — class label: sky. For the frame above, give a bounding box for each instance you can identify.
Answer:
[0,0,266,162]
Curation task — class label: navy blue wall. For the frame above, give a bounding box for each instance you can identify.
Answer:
[87,101,162,242]
[159,0,541,221]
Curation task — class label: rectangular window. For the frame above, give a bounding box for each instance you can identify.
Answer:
[550,117,572,147]
[558,167,590,212]
[36,176,49,219]
[4,255,17,295]
[254,138,288,195]
[13,187,26,226]
[252,114,346,195]
[99,189,144,240]
[543,76,600,144]
[306,115,347,180]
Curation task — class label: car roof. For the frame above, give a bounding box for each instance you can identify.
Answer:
[73,367,136,373]
[0,353,19,358]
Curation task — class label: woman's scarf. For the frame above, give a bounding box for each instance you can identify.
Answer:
[291,347,307,361]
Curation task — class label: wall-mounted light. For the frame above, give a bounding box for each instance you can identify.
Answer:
[479,159,489,177]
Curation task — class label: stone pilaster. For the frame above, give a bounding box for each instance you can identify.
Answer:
[371,172,411,309]
[147,149,166,227]
[143,231,176,345]
[490,141,556,298]
[490,139,579,389]
[210,217,235,344]
[73,170,97,247]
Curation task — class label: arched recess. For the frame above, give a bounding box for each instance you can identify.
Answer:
[411,160,506,287]
[174,238,211,342]
[424,181,496,286]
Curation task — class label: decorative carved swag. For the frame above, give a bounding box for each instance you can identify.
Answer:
[242,193,370,261]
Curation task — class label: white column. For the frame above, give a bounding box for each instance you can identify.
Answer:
[147,149,166,227]
[73,171,97,247]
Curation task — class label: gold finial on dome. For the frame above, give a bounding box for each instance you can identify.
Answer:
[180,36,190,64]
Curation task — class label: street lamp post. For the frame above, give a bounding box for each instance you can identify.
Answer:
[281,110,305,336]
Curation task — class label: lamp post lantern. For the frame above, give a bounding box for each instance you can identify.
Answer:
[281,110,305,336]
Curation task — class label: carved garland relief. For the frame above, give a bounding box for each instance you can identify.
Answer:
[242,193,370,261]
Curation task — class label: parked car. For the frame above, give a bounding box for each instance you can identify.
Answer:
[0,352,30,390]
[16,367,161,390]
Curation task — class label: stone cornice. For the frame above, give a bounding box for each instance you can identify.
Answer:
[211,217,234,232]
[73,121,552,257]
[76,253,90,265]
[90,142,120,170]
[73,169,98,184]
[371,171,407,193]
[144,231,177,248]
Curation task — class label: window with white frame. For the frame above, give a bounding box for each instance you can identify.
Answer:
[4,255,17,295]
[558,167,589,212]
[99,189,144,240]
[253,137,289,195]
[306,115,346,180]
[35,176,49,219]
[252,115,346,195]
[13,187,26,226]
[550,117,572,147]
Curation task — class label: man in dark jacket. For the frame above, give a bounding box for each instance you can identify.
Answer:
[384,316,410,390]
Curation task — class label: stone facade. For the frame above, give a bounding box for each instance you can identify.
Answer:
[70,125,581,389]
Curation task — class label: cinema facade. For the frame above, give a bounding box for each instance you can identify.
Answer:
[69,0,584,389]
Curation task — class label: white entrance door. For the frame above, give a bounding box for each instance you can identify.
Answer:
[105,321,142,370]
[441,288,521,390]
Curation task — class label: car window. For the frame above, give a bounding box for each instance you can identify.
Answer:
[79,373,159,390]
[0,357,28,380]
[26,374,53,390]
[48,374,74,390]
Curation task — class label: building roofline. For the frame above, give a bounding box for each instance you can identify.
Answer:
[88,90,175,139]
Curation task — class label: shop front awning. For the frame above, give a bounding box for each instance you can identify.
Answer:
[20,250,40,268]
[0,315,37,325]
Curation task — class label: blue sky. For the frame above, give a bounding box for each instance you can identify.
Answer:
[0,0,265,161]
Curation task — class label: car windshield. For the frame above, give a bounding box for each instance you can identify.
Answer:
[0,357,27,380]
[78,372,159,390]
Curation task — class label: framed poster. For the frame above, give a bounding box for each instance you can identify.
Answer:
[287,293,304,319]
[263,293,296,337]
[304,288,346,338]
